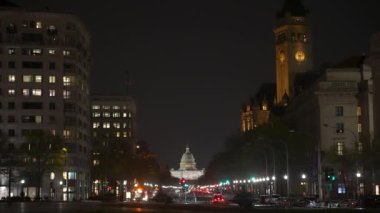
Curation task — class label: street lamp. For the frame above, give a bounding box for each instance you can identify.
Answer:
[356,172,362,199]
[301,174,307,179]
[283,175,288,180]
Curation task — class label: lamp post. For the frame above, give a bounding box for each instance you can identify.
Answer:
[356,172,361,199]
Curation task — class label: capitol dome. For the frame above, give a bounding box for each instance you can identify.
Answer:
[179,146,197,170]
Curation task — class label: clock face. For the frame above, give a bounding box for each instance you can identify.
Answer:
[279,51,285,63]
[295,50,305,62]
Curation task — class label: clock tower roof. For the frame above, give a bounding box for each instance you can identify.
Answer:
[277,0,308,19]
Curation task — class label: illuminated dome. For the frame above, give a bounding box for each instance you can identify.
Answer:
[179,146,197,170]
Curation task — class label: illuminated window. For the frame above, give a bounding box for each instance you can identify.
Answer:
[128,112,132,118]
[8,89,15,95]
[92,112,100,117]
[48,49,55,55]
[92,105,100,110]
[32,49,42,55]
[335,106,344,116]
[23,75,33,82]
[68,172,76,180]
[123,113,127,117]
[358,123,362,133]
[337,142,344,156]
[262,104,268,111]
[358,142,363,154]
[8,48,15,55]
[357,106,362,116]
[34,75,42,83]
[22,89,30,96]
[102,105,110,110]
[63,76,71,86]
[123,132,128,138]
[35,115,42,124]
[112,112,120,117]
[103,122,110,128]
[32,89,42,96]
[116,132,120,137]
[93,122,100,128]
[36,21,42,29]
[113,122,120,129]
[49,90,55,97]
[63,130,71,139]
[93,160,100,166]
[63,90,70,99]
[103,112,110,118]
[112,105,120,110]
[49,76,55,83]
[8,75,15,82]
[63,50,71,56]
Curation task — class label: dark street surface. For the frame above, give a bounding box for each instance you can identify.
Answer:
[0,202,378,213]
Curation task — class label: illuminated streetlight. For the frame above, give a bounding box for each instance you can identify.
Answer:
[356,172,361,178]
[301,174,307,179]
[283,175,288,180]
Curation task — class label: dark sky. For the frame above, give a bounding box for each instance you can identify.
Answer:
[14,0,380,169]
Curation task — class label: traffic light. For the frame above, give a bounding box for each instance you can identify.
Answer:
[180,178,187,186]
[325,167,336,181]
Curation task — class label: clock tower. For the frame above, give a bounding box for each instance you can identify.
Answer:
[274,0,313,104]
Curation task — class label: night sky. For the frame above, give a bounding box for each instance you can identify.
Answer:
[13,0,380,169]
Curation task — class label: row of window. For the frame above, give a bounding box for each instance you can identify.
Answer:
[92,122,132,129]
[92,105,133,110]
[92,112,133,118]
[1,101,55,110]
[334,106,362,117]
[3,88,71,98]
[7,48,71,56]
[7,21,76,31]
[0,61,66,69]
[6,74,74,85]
[92,131,133,138]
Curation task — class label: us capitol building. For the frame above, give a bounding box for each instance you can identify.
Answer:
[170,146,205,180]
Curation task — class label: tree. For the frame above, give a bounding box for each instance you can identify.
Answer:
[20,130,64,200]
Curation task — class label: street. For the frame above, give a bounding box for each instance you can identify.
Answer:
[0,202,377,213]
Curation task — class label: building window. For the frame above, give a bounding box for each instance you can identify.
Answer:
[49,90,55,97]
[63,50,71,56]
[8,75,15,82]
[92,105,100,110]
[49,62,55,70]
[49,76,55,83]
[8,61,15,68]
[34,75,42,83]
[32,48,42,55]
[63,76,71,86]
[357,106,362,116]
[112,105,120,110]
[93,122,100,128]
[48,49,55,55]
[358,142,363,154]
[63,90,70,99]
[63,130,71,139]
[358,123,362,133]
[337,142,344,156]
[112,112,120,117]
[8,89,15,95]
[335,106,344,116]
[8,115,15,123]
[32,89,42,96]
[49,102,55,110]
[93,160,100,166]
[102,105,110,110]
[336,123,344,133]
[102,122,110,129]
[103,112,110,118]
[8,129,15,137]
[123,113,127,118]
[8,102,15,109]
[68,172,76,180]
[92,112,100,118]
[8,48,15,55]
[36,21,42,29]
[123,132,128,138]
[22,89,30,96]
[116,132,120,137]
[23,75,33,82]
[113,122,120,129]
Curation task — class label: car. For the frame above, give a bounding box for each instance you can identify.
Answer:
[212,194,228,204]
[151,191,173,204]
[231,192,254,208]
